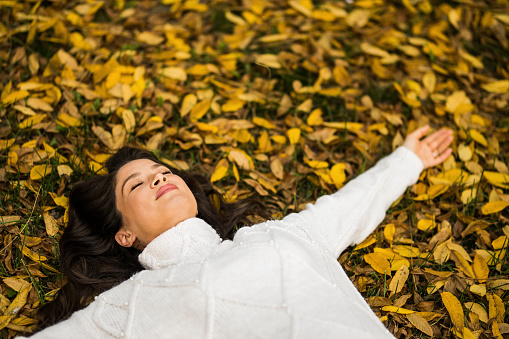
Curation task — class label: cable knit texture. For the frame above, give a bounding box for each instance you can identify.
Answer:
[24,147,423,339]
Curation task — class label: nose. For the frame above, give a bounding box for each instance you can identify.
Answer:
[151,172,167,188]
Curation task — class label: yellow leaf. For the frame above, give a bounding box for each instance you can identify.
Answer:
[459,49,484,69]
[3,278,29,292]
[49,192,69,208]
[360,42,390,58]
[417,217,436,231]
[364,252,391,275]
[27,97,54,111]
[484,171,509,189]
[19,244,47,262]
[222,99,245,112]
[462,328,477,339]
[482,201,509,215]
[381,306,415,314]
[311,9,335,22]
[0,138,15,151]
[487,279,509,291]
[136,31,164,45]
[296,98,312,112]
[1,90,29,105]
[322,122,364,131]
[255,54,281,69]
[287,128,301,145]
[406,313,434,337]
[211,159,229,183]
[56,112,81,127]
[253,117,276,129]
[121,109,136,133]
[8,151,17,166]
[492,236,508,250]
[330,163,346,189]
[464,302,488,323]
[43,211,59,237]
[469,129,488,147]
[186,64,211,76]
[92,125,114,149]
[257,130,272,153]
[427,184,449,199]
[30,165,52,180]
[22,139,37,149]
[0,281,30,330]
[441,292,464,331]
[447,243,472,262]
[481,80,509,94]
[353,235,376,251]
[473,252,489,283]
[393,245,420,258]
[448,7,460,28]
[487,293,505,322]
[225,11,247,25]
[180,94,197,118]
[398,45,421,57]
[346,9,370,27]
[270,158,284,180]
[461,188,477,204]
[162,67,187,81]
[228,149,254,170]
[288,0,312,16]
[451,249,475,277]
[307,108,323,126]
[57,164,73,176]
[427,280,445,294]
[14,105,36,116]
[18,114,45,129]
[469,284,486,297]
[232,163,240,181]
[445,91,473,114]
[422,71,436,93]
[458,143,473,162]
[305,159,328,169]
[384,223,395,242]
[190,98,211,122]
[105,71,121,89]
[196,122,219,133]
[388,264,409,295]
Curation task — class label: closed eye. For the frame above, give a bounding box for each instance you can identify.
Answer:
[163,170,172,175]
[131,182,143,191]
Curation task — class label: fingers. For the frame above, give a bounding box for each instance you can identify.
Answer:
[424,128,453,152]
[431,147,453,166]
[409,125,430,140]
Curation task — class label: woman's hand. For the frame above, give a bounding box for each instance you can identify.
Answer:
[403,125,454,169]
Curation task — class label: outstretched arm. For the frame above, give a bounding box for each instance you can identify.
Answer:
[283,126,453,257]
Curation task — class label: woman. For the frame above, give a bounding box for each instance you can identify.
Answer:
[26,125,452,338]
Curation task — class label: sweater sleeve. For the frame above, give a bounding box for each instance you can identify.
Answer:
[282,146,423,258]
[17,303,102,339]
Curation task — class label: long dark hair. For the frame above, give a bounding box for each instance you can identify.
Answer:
[36,146,268,331]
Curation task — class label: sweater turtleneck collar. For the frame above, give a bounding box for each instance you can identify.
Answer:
[138,217,222,270]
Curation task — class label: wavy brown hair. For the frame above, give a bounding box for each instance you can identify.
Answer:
[36,146,269,331]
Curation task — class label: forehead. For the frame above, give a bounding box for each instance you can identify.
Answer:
[116,159,160,179]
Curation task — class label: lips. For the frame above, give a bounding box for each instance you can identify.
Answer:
[156,184,178,200]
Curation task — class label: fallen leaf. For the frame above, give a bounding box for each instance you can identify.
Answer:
[441,292,464,331]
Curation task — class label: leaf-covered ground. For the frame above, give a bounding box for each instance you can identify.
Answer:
[0,0,508,338]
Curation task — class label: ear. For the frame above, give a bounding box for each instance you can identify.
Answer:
[115,228,136,247]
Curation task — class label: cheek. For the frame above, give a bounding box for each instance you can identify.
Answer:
[123,192,147,222]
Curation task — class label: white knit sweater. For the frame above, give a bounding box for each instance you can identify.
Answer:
[25,146,423,339]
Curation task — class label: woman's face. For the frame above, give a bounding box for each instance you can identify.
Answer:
[114,159,197,249]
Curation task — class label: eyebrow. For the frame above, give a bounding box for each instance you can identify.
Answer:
[121,163,165,196]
